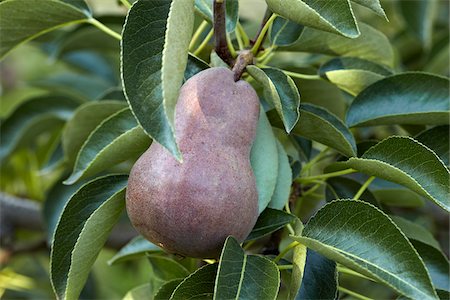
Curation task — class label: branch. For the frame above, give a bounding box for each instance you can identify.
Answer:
[214,0,234,65]
[0,192,137,251]
[231,50,254,81]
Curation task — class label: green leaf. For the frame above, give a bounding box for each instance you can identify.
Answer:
[250,109,279,213]
[0,0,90,59]
[154,279,183,300]
[50,174,128,300]
[295,249,338,300]
[65,108,151,184]
[269,141,293,210]
[372,189,425,208]
[285,23,394,68]
[319,57,392,96]
[292,200,438,300]
[108,236,161,265]
[346,73,450,127]
[399,0,438,48]
[390,216,441,251]
[43,180,86,243]
[247,66,300,133]
[351,0,387,19]
[266,0,359,38]
[214,236,280,300]
[412,241,450,292]
[170,263,218,299]
[184,54,209,81]
[325,177,379,206]
[270,16,304,47]
[123,283,153,300]
[330,136,450,211]
[271,103,357,157]
[194,0,239,32]
[246,209,296,241]
[62,101,126,167]
[416,126,449,166]
[0,95,80,162]
[122,0,195,160]
[148,255,190,282]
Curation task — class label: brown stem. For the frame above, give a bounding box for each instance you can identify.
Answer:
[231,50,254,81]
[214,0,234,65]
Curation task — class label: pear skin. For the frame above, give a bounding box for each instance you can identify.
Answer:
[126,67,260,258]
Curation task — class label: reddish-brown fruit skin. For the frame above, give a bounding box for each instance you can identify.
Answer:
[126,67,260,258]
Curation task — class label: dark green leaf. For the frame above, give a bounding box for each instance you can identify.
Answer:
[250,109,279,213]
[412,241,450,292]
[270,103,357,157]
[214,236,280,299]
[399,0,438,48]
[148,255,190,282]
[325,177,379,206]
[194,0,238,32]
[296,249,338,300]
[43,180,85,243]
[390,216,441,251]
[0,0,90,59]
[416,126,449,166]
[330,136,450,211]
[285,23,394,68]
[62,100,126,167]
[50,175,128,300]
[170,263,218,299]
[184,54,209,81]
[270,16,303,47]
[0,95,80,162]
[351,0,386,18]
[154,279,183,300]
[346,73,450,127]
[373,189,425,208]
[247,209,296,241]
[108,236,161,265]
[269,141,293,210]
[266,0,359,38]
[65,108,150,184]
[292,200,437,300]
[247,66,300,133]
[122,0,195,160]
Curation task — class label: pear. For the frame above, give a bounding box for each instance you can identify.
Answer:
[126,67,260,258]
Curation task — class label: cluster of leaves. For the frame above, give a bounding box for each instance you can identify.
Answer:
[0,0,449,299]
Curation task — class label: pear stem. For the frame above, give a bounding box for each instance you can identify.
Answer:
[232,50,254,81]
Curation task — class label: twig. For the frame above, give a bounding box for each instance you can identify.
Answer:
[213,0,234,65]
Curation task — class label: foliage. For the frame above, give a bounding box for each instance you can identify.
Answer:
[0,0,449,299]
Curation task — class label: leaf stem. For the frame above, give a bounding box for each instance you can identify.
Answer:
[301,147,330,176]
[338,286,374,300]
[251,13,277,55]
[273,241,300,263]
[284,202,296,235]
[296,169,357,183]
[88,18,121,41]
[277,264,293,270]
[237,22,250,47]
[281,69,321,80]
[235,27,245,50]
[337,266,376,282]
[354,176,375,200]
[189,20,209,51]
[193,28,214,56]
[119,0,132,9]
